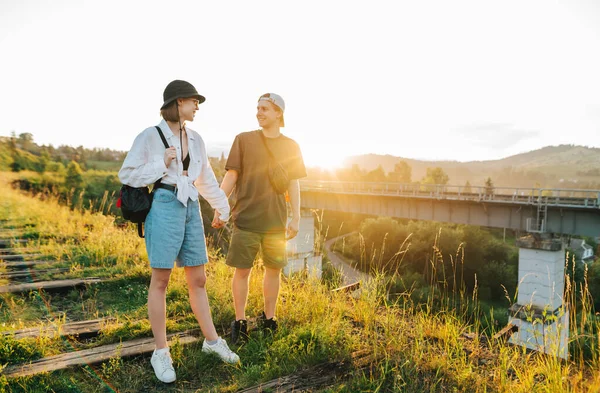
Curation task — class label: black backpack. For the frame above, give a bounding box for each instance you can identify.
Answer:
[117,126,170,238]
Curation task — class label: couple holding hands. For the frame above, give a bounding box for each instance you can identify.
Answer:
[118,80,306,383]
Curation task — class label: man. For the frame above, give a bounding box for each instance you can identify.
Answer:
[215,93,306,343]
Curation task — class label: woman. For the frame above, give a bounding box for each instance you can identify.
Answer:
[119,80,238,384]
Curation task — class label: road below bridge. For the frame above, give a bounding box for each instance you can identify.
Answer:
[325,234,370,286]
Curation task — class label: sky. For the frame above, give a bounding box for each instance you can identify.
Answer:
[1,0,599,168]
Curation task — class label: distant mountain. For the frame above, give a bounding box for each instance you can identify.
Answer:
[343,145,600,188]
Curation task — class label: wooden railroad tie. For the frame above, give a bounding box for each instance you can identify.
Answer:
[0,239,29,248]
[2,317,117,340]
[2,260,59,270]
[492,323,519,341]
[0,254,43,262]
[0,278,103,294]
[0,268,70,281]
[0,231,26,238]
[3,330,200,378]
[330,281,361,294]
[0,248,38,255]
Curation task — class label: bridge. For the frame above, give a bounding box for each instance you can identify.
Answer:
[299,180,600,358]
[299,181,600,238]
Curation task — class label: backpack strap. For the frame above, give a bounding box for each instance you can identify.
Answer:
[152,126,171,189]
[143,126,172,238]
[131,127,171,239]
[155,126,170,149]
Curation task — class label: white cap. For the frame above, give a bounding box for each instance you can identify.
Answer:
[258,93,285,127]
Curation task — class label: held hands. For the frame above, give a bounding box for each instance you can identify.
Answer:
[164,147,177,167]
[212,210,226,228]
[286,217,300,240]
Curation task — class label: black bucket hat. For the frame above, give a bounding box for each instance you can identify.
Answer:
[161,80,206,109]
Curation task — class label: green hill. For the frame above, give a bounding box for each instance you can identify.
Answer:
[344,145,600,187]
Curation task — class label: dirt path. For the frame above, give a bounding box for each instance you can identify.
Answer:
[325,234,370,285]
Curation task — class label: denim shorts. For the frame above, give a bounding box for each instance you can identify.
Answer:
[144,188,208,269]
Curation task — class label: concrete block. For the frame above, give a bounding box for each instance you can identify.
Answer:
[509,306,569,359]
[286,217,315,255]
[517,247,565,309]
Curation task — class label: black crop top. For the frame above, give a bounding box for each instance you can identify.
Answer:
[183,153,190,170]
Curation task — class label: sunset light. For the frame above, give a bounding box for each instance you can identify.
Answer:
[2,1,600,391]
[301,145,346,169]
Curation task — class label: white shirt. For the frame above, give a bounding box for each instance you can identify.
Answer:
[118,119,230,221]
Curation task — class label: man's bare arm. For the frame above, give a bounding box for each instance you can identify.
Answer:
[212,169,238,228]
[220,169,238,197]
[286,179,301,239]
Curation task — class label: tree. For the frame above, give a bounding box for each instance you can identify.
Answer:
[75,145,87,166]
[464,180,472,194]
[46,161,66,174]
[65,161,84,190]
[364,165,387,182]
[8,131,17,152]
[351,164,364,181]
[422,167,449,185]
[389,161,411,183]
[10,151,25,172]
[18,133,34,150]
[484,177,494,196]
[359,216,408,270]
[335,164,365,182]
[35,149,51,173]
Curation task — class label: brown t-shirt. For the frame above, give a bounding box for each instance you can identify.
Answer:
[225,130,307,233]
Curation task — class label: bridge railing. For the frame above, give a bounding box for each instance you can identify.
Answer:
[299,181,600,209]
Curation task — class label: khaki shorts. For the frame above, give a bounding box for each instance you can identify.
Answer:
[226,226,287,269]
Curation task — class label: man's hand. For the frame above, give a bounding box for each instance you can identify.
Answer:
[286,217,300,240]
[212,210,226,228]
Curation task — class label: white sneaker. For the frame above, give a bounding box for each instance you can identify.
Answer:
[202,337,240,364]
[150,349,176,383]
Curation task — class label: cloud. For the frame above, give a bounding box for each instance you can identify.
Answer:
[455,123,540,150]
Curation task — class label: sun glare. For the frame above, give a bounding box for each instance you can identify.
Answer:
[302,146,345,169]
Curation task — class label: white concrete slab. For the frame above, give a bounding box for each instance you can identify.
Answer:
[283,254,322,279]
[287,217,315,255]
[517,247,565,309]
[509,307,569,359]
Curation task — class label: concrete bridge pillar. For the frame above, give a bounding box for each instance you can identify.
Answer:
[284,215,323,278]
[508,235,568,359]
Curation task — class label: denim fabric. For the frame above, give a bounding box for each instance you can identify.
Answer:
[144,188,208,269]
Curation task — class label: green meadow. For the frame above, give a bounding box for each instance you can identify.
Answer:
[0,172,599,392]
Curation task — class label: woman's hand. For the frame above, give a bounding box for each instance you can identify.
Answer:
[164,146,177,167]
[212,210,226,228]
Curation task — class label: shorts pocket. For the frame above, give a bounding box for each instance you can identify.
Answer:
[153,189,176,203]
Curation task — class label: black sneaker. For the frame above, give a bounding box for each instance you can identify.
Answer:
[258,312,278,333]
[230,319,248,345]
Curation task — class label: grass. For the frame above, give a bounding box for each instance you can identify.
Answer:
[1,171,600,392]
[85,161,122,172]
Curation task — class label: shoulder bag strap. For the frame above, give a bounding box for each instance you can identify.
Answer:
[258,130,277,161]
